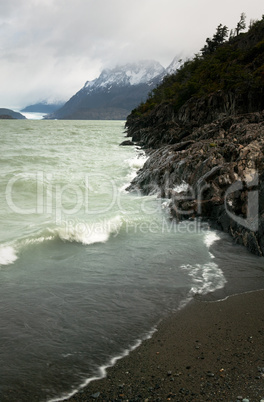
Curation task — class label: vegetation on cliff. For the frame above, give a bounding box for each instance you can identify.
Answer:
[125,14,264,256]
[128,14,264,120]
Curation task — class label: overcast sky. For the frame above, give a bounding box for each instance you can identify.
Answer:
[0,0,263,109]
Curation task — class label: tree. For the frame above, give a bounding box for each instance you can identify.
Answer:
[201,24,228,55]
[213,24,229,44]
[236,13,246,35]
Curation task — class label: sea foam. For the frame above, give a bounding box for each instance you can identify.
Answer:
[52,216,123,245]
[127,154,148,170]
[180,230,226,297]
[0,245,18,266]
[48,326,157,402]
[120,153,148,191]
[203,231,221,259]
[181,262,227,296]
[204,231,221,248]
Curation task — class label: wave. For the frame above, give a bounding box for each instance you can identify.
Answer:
[204,231,221,248]
[120,152,148,192]
[22,234,54,246]
[203,230,221,259]
[178,230,226,297]
[127,153,148,170]
[0,216,124,268]
[51,216,123,245]
[0,245,18,267]
[181,262,227,296]
[0,232,55,268]
[48,326,157,402]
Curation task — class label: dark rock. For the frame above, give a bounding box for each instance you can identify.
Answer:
[126,103,264,256]
[119,140,135,146]
[124,20,264,255]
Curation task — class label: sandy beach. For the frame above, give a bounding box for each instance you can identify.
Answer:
[68,289,264,401]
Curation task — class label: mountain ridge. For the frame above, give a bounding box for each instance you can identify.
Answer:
[45,59,180,120]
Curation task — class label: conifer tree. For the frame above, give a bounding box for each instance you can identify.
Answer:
[201,23,228,55]
[236,13,246,35]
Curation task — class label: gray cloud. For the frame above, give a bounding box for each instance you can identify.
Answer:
[0,0,263,109]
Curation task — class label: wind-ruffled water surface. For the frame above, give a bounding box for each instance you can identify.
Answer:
[0,120,263,401]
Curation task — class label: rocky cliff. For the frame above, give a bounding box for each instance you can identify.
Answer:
[125,18,264,256]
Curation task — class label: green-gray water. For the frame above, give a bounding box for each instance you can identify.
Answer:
[0,120,263,401]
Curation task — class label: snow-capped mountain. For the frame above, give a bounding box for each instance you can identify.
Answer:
[45,59,178,120]
[84,60,165,91]
[165,56,183,75]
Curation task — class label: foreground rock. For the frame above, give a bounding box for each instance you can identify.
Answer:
[126,97,264,256]
[119,140,135,146]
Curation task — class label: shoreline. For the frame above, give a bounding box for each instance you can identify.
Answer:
[67,289,264,402]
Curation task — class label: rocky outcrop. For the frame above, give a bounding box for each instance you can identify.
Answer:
[126,93,264,256]
[119,140,135,146]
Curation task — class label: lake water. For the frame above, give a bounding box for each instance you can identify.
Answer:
[0,120,263,401]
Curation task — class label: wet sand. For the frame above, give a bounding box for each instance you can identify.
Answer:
[68,289,264,401]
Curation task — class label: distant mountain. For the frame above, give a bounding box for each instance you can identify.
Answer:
[165,56,183,75]
[45,60,179,120]
[0,108,26,119]
[21,102,65,113]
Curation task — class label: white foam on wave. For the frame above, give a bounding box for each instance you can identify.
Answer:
[48,326,157,402]
[0,216,124,268]
[127,154,148,170]
[203,231,221,259]
[0,245,18,267]
[120,153,148,192]
[161,199,172,211]
[204,231,221,248]
[181,262,227,296]
[119,174,136,193]
[22,235,54,246]
[53,216,123,245]
[180,231,226,297]
[0,231,56,268]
